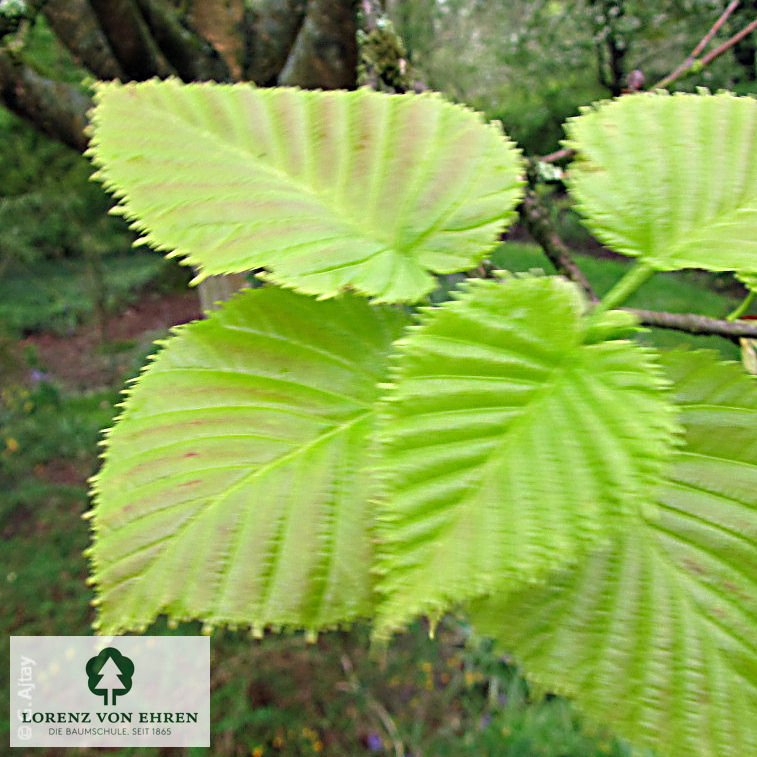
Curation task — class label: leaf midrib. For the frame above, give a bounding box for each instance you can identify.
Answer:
[95,411,371,570]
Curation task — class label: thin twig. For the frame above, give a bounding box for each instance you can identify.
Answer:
[653,2,754,89]
[698,16,757,70]
[691,0,740,58]
[654,0,740,88]
[518,190,597,301]
[624,308,757,339]
[541,4,753,158]
[538,147,576,164]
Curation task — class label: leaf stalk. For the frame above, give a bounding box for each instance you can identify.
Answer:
[727,290,756,321]
[594,262,655,314]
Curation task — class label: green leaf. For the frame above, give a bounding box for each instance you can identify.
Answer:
[470,350,757,757]
[88,288,408,634]
[87,80,523,303]
[374,277,679,639]
[567,92,757,275]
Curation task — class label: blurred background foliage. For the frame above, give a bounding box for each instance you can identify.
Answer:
[387,0,753,152]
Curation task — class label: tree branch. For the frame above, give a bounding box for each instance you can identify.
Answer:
[88,0,173,80]
[518,189,597,301]
[539,147,576,163]
[624,309,757,339]
[278,0,358,89]
[653,0,741,89]
[517,183,757,340]
[241,0,307,85]
[698,16,757,70]
[652,5,757,91]
[0,49,90,151]
[43,0,125,80]
[134,0,231,82]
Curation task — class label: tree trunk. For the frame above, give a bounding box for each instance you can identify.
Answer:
[1,0,361,313]
[196,273,250,312]
[278,0,358,89]
[134,0,232,82]
[43,0,125,80]
[242,0,307,84]
[88,0,174,80]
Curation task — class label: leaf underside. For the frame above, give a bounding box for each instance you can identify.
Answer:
[87,80,524,303]
[567,92,757,275]
[88,288,407,634]
[471,350,757,757]
[374,276,679,639]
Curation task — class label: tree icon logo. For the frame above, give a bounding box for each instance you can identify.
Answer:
[85,647,134,705]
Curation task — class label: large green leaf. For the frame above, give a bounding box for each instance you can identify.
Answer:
[87,288,407,634]
[471,350,757,757]
[373,276,679,639]
[567,92,757,274]
[87,80,523,303]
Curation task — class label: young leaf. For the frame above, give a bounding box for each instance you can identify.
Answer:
[87,80,523,303]
[568,92,757,275]
[373,277,679,639]
[470,350,757,757]
[88,288,407,634]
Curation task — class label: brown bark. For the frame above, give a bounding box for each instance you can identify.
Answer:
[242,0,307,85]
[134,0,231,82]
[196,273,250,312]
[625,309,757,340]
[43,0,125,80]
[278,0,358,89]
[519,190,598,302]
[0,50,91,152]
[88,0,173,80]
[187,0,245,80]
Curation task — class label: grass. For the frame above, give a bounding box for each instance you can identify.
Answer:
[4,246,750,755]
[0,252,173,334]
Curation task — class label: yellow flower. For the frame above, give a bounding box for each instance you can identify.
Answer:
[5,437,19,453]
